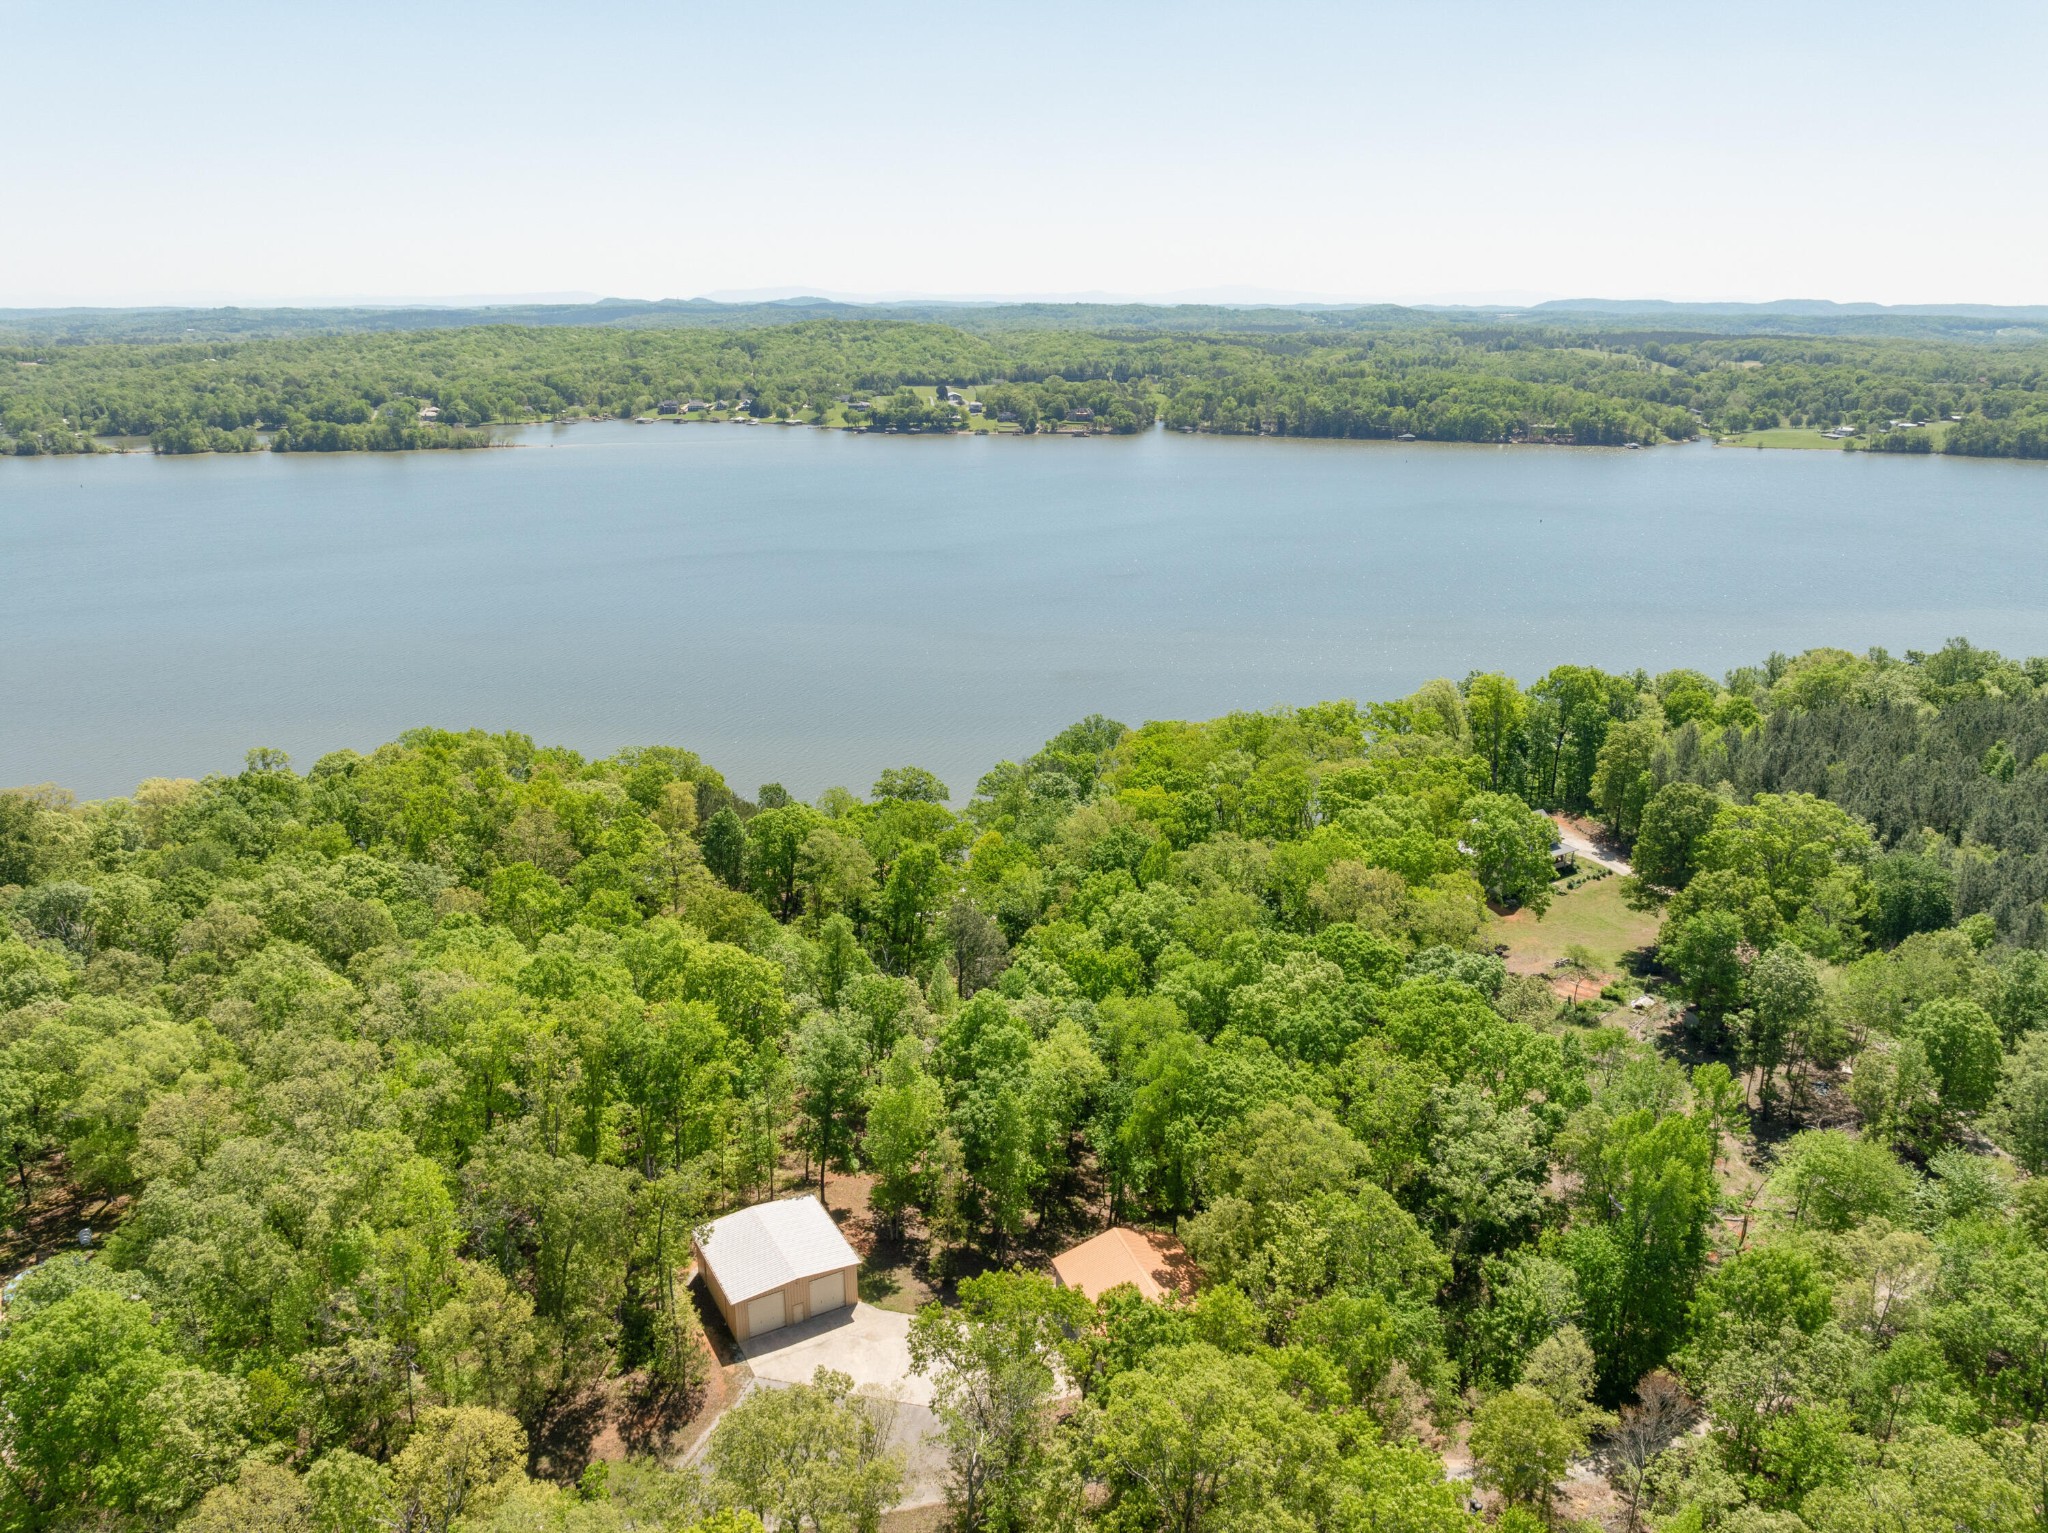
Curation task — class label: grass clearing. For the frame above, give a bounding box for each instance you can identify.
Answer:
[1717,427,1846,450]
[1858,421,1952,452]
[1485,872,1658,978]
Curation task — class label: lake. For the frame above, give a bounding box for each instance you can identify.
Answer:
[4,424,2046,801]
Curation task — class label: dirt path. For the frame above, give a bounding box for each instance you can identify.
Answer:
[1553,815,1633,876]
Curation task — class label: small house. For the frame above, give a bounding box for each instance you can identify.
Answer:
[417,404,440,421]
[656,400,681,415]
[693,1195,860,1341]
[1051,1227,1192,1303]
[1067,407,1094,422]
[968,401,984,415]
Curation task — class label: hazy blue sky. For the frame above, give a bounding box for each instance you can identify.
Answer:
[8,0,2044,307]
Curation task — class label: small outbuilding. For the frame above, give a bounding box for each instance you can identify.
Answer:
[693,1195,861,1341]
[1050,1227,1193,1303]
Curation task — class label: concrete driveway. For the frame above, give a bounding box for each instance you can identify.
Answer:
[738,1302,935,1407]
[732,1304,946,1506]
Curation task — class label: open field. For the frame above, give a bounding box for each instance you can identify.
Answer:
[1716,427,1845,449]
[1719,422,1955,451]
[1484,871,1659,978]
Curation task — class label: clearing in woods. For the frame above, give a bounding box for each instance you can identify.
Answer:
[1716,427,1845,449]
[1484,871,1659,979]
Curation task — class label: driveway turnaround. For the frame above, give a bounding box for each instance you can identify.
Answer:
[737,1302,935,1405]
[734,1303,945,1504]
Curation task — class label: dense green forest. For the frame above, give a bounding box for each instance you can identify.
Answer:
[5,314,2047,459]
[6,638,2048,1532]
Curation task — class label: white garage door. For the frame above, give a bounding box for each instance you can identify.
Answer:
[808,1272,846,1315]
[746,1290,785,1336]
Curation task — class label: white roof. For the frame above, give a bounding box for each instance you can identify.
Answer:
[695,1196,859,1304]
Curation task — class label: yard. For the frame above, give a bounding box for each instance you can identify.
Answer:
[1483,869,1659,982]
[1715,427,1845,450]
[1717,423,1952,451]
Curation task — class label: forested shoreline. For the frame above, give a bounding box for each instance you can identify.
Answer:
[5,314,2047,460]
[6,638,2048,1531]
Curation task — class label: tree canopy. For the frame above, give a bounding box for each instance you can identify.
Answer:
[3,638,2048,1529]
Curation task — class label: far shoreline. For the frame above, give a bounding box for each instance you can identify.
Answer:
[30,414,2041,467]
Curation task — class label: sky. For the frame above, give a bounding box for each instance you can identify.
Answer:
[7,0,2046,309]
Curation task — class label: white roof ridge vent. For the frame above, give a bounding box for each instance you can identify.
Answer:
[694,1195,859,1305]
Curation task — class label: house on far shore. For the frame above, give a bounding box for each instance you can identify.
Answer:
[683,400,711,413]
[416,404,440,420]
[693,1195,860,1341]
[656,399,681,415]
[1050,1227,1195,1304]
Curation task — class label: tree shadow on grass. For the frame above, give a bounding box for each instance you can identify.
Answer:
[858,1266,903,1305]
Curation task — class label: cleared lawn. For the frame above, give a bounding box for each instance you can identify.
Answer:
[1719,423,1954,452]
[1485,873,1658,978]
[1717,428,1846,450]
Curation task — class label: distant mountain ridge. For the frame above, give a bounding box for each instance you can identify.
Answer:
[1525,297,2048,320]
[3,295,2045,344]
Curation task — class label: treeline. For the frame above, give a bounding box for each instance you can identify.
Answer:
[5,641,2048,1528]
[1642,644,2048,944]
[7,320,2048,458]
[7,297,2044,345]
[1638,334,2048,448]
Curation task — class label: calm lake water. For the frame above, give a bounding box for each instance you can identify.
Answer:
[4,424,2046,800]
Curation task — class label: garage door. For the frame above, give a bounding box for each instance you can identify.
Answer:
[808,1272,846,1315]
[746,1290,785,1336]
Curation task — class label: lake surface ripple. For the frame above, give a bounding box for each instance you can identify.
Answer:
[4,424,2044,798]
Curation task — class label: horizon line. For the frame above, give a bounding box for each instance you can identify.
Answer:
[7,291,2048,315]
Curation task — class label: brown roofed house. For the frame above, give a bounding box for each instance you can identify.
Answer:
[1050,1227,1194,1303]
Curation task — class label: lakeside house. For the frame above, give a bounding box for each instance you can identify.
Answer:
[692,1195,860,1341]
[656,400,681,415]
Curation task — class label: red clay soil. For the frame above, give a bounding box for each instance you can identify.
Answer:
[580,1320,733,1468]
[880,1505,950,1533]
[0,1155,129,1291]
